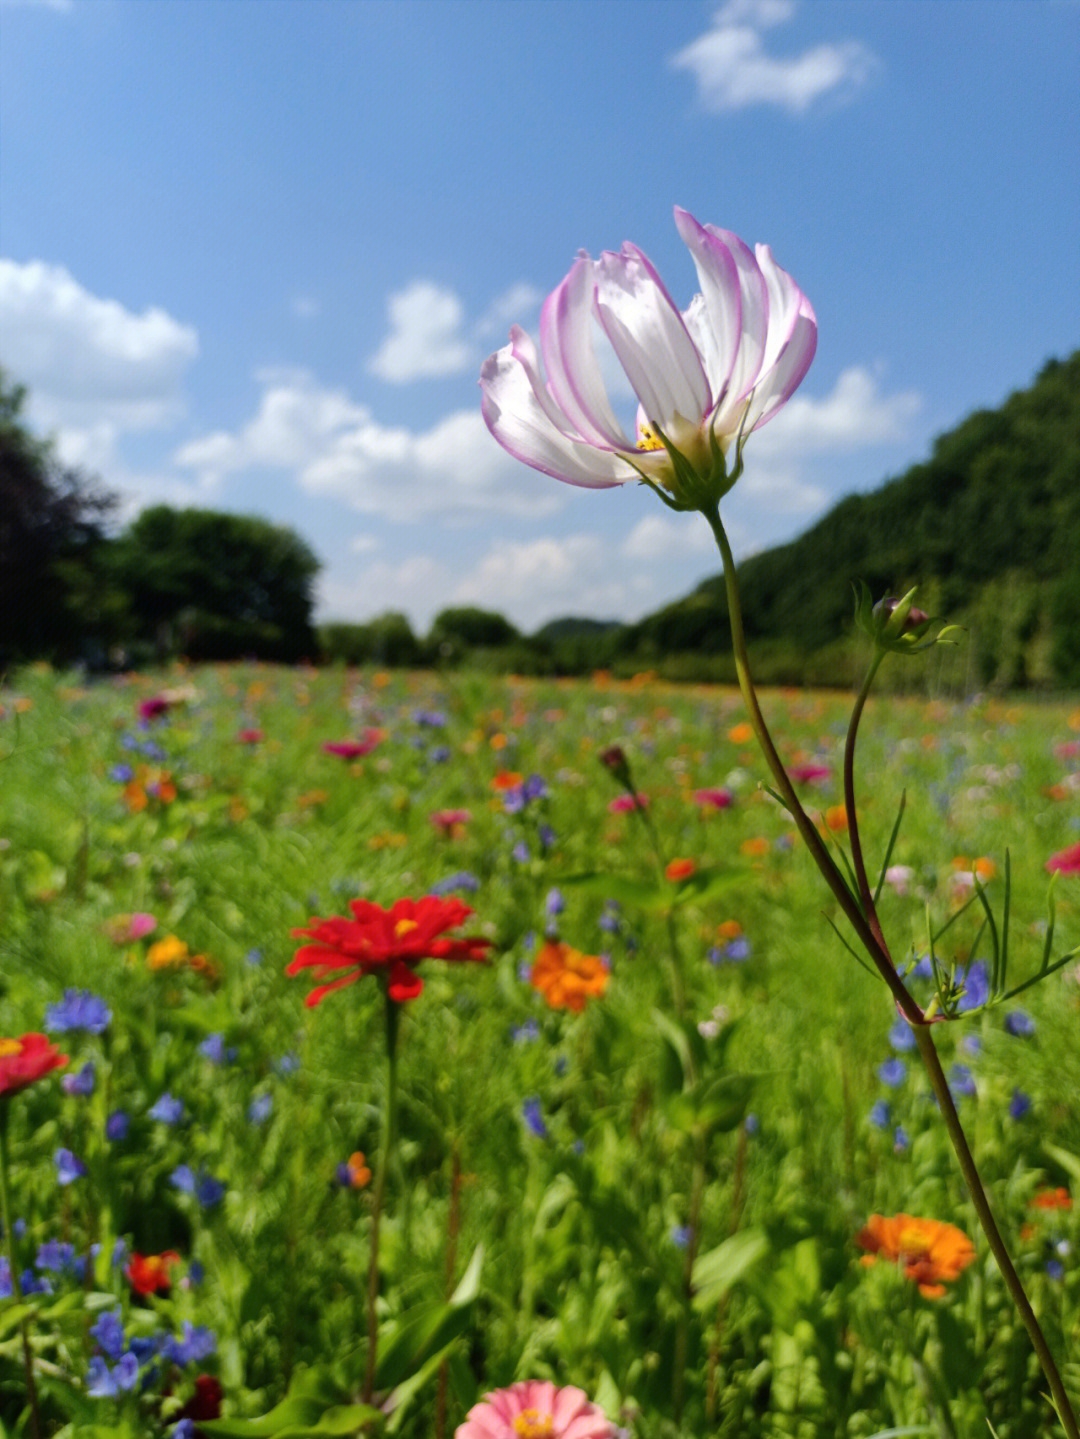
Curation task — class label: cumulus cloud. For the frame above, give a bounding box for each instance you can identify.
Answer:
[174,369,566,521]
[0,258,198,431]
[758,366,921,454]
[475,282,544,340]
[622,513,713,561]
[367,280,473,382]
[671,0,877,114]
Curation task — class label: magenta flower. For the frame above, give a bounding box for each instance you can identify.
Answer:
[455,1380,616,1439]
[1046,841,1080,876]
[480,207,815,509]
[693,786,734,809]
[322,729,384,760]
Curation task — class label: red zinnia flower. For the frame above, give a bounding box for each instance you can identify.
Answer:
[126,1250,181,1295]
[855,1214,975,1298]
[289,896,492,1006]
[0,1033,68,1098]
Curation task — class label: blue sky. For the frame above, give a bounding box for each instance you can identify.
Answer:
[2,0,1077,633]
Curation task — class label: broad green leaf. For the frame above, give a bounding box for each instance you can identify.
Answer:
[692,1228,769,1311]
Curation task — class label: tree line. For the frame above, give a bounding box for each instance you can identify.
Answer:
[3,352,1078,689]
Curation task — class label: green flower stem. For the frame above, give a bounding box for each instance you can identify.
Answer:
[673,1136,706,1425]
[362,990,401,1404]
[843,653,889,952]
[912,1024,1078,1437]
[0,1105,42,1439]
[702,497,1076,1435]
[701,500,923,1025]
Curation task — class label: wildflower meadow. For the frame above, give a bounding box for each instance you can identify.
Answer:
[3,207,1079,1437]
[1,661,1078,1436]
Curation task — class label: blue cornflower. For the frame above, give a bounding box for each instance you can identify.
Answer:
[1046,1259,1065,1281]
[199,1033,227,1063]
[544,888,565,919]
[523,774,548,801]
[35,1239,77,1273]
[105,1109,130,1142]
[538,823,557,849]
[275,1052,300,1076]
[598,902,621,934]
[248,1094,273,1125]
[670,1225,692,1248]
[1004,1010,1035,1038]
[430,871,480,896]
[195,1173,225,1208]
[45,989,111,1035]
[414,709,446,727]
[949,1064,977,1098]
[0,1258,10,1299]
[245,948,264,966]
[887,1019,917,1052]
[1009,1089,1032,1120]
[173,1421,197,1439]
[512,841,530,863]
[869,1100,891,1129]
[502,787,526,815]
[877,1059,907,1088]
[163,1322,216,1366]
[62,1061,96,1097]
[723,937,751,962]
[511,1019,539,1044]
[109,763,135,782]
[960,1034,982,1057]
[90,1310,126,1361]
[170,1164,196,1194]
[957,959,990,1012]
[744,1114,760,1135]
[894,1126,910,1151]
[111,1238,128,1268]
[430,745,451,763]
[148,1092,185,1124]
[522,1098,547,1139]
[910,954,934,980]
[55,1149,86,1185]
[86,1352,139,1397]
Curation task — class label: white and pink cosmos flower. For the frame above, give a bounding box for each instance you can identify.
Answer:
[480,207,816,508]
[455,1379,616,1439]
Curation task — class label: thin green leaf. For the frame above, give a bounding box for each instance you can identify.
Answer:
[872,790,907,905]
[823,913,876,976]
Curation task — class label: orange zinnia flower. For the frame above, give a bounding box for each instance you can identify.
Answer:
[727,722,753,745]
[1029,1187,1072,1211]
[530,941,609,1013]
[855,1213,976,1298]
[665,858,697,882]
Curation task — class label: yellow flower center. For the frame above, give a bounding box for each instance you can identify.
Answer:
[513,1413,555,1438]
[635,420,665,452]
[0,1038,24,1058]
[394,918,419,938]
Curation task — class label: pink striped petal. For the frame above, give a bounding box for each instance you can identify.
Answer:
[540,257,630,450]
[744,297,818,432]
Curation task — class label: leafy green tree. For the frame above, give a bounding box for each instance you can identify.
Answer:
[109,506,320,661]
[0,371,117,669]
[319,612,421,667]
[427,606,520,660]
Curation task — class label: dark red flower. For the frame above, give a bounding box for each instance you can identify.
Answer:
[176,1373,224,1423]
[0,1033,68,1098]
[288,896,492,1006]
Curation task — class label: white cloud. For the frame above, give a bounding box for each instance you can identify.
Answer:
[349,533,379,554]
[475,282,544,340]
[367,280,472,382]
[0,0,73,10]
[174,369,568,520]
[758,366,921,454]
[671,0,877,114]
[622,513,713,561]
[0,258,198,430]
[291,294,320,319]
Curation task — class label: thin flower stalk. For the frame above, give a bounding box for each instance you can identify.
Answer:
[362,989,400,1404]
[0,1109,42,1439]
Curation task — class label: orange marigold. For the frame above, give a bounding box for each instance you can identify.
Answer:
[665,858,697,882]
[530,941,609,1013]
[727,722,753,745]
[855,1213,976,1298]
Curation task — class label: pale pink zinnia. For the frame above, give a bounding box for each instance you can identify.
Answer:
[455,1380,616,1439]
[480,207,815,509]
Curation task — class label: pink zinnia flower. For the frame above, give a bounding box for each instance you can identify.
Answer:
[455,1380,616,1439]
[480,207,815,509]
[693,787,733,809]
[322,729,384,760]
[608,793,648,813]
[238,728,264,744]
[790,763,831,785]
[430,808,472,836]
[138,696,171,721]
[103,912,157,945]
[1047,841,1080,876]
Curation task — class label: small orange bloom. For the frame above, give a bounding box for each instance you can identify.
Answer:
[341,1152,372,1188]
[716,919,743,940]
[740,836,769,857]
[126,1250,181,1295]
[1029,1187,1072,1211]
[727,722,753,745]
[665,858,697,882]
[823,805,849,833]
[492,770,524,791]
[146,935,191,970]
[530,941,609,1013]
[855,1214,976,1298]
